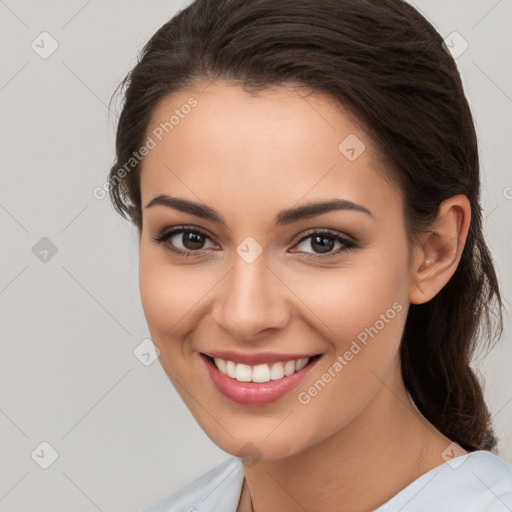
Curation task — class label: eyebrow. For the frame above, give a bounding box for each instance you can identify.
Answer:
[145,195,373,225]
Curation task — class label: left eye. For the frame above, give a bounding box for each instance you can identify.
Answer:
[292,231,358,257]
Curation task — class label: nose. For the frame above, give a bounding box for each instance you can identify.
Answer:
[210,255,290,341]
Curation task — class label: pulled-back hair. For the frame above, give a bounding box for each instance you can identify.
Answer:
[108,0,504,451]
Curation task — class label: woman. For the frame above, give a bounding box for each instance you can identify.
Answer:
[107,0,512,510]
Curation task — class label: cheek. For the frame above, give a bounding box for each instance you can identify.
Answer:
[283,259,408,351]
[138,246,199,343]
[286,268,408,447]
[138,243,225,355]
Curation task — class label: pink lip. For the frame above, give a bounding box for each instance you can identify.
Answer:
[201,350,318,366]
[200,353,321,406]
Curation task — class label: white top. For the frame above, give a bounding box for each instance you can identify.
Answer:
[143,450,512,512]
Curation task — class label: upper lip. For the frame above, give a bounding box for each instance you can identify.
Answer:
[201,350,320,366]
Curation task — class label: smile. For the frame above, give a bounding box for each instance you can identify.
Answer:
[200,352,322,406]
[212,356,311,382]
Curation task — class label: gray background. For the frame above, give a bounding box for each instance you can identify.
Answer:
[1,1,511,510]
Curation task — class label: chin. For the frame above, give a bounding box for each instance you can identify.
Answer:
[201,422,313,463]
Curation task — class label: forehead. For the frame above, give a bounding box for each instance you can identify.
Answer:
[139,81,400,226]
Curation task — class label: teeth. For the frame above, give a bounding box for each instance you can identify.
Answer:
[215,358,227,375]
[296,358,309,371]
[252,364,271,383]
[270,362,284,380]
[226,360,237,379]
[235,363,252,382]
[213,357,311,383]
[284,360,296,376]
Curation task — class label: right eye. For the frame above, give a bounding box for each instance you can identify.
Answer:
[153,226,217,257]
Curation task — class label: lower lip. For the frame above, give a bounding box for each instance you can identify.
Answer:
[200,354,321,406]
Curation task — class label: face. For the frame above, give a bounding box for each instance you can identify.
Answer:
[138,81,414,460]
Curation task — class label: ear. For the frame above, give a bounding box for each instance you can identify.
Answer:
[409,194,471,305]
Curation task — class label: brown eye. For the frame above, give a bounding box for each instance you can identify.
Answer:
[179,231,207,250]
[292,230,358,259]
[153,227,216,257]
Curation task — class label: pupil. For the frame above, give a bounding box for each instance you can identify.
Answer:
[312,235,334,254]
[184,232,204,250]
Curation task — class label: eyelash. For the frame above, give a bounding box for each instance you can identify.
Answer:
[152,225,359,260]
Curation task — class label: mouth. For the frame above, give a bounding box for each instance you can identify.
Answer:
[199,352,323,406]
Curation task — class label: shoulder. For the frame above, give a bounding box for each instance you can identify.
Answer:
[142,456,244,512]
[377,450,512,512]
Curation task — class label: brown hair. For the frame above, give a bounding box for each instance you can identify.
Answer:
[108,0,504,451]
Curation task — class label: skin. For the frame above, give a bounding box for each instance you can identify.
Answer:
[137,80,471,512]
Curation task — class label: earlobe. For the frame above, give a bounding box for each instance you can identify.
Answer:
[408,194,471,305]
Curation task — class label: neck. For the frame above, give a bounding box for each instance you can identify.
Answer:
[239,362,458,512]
